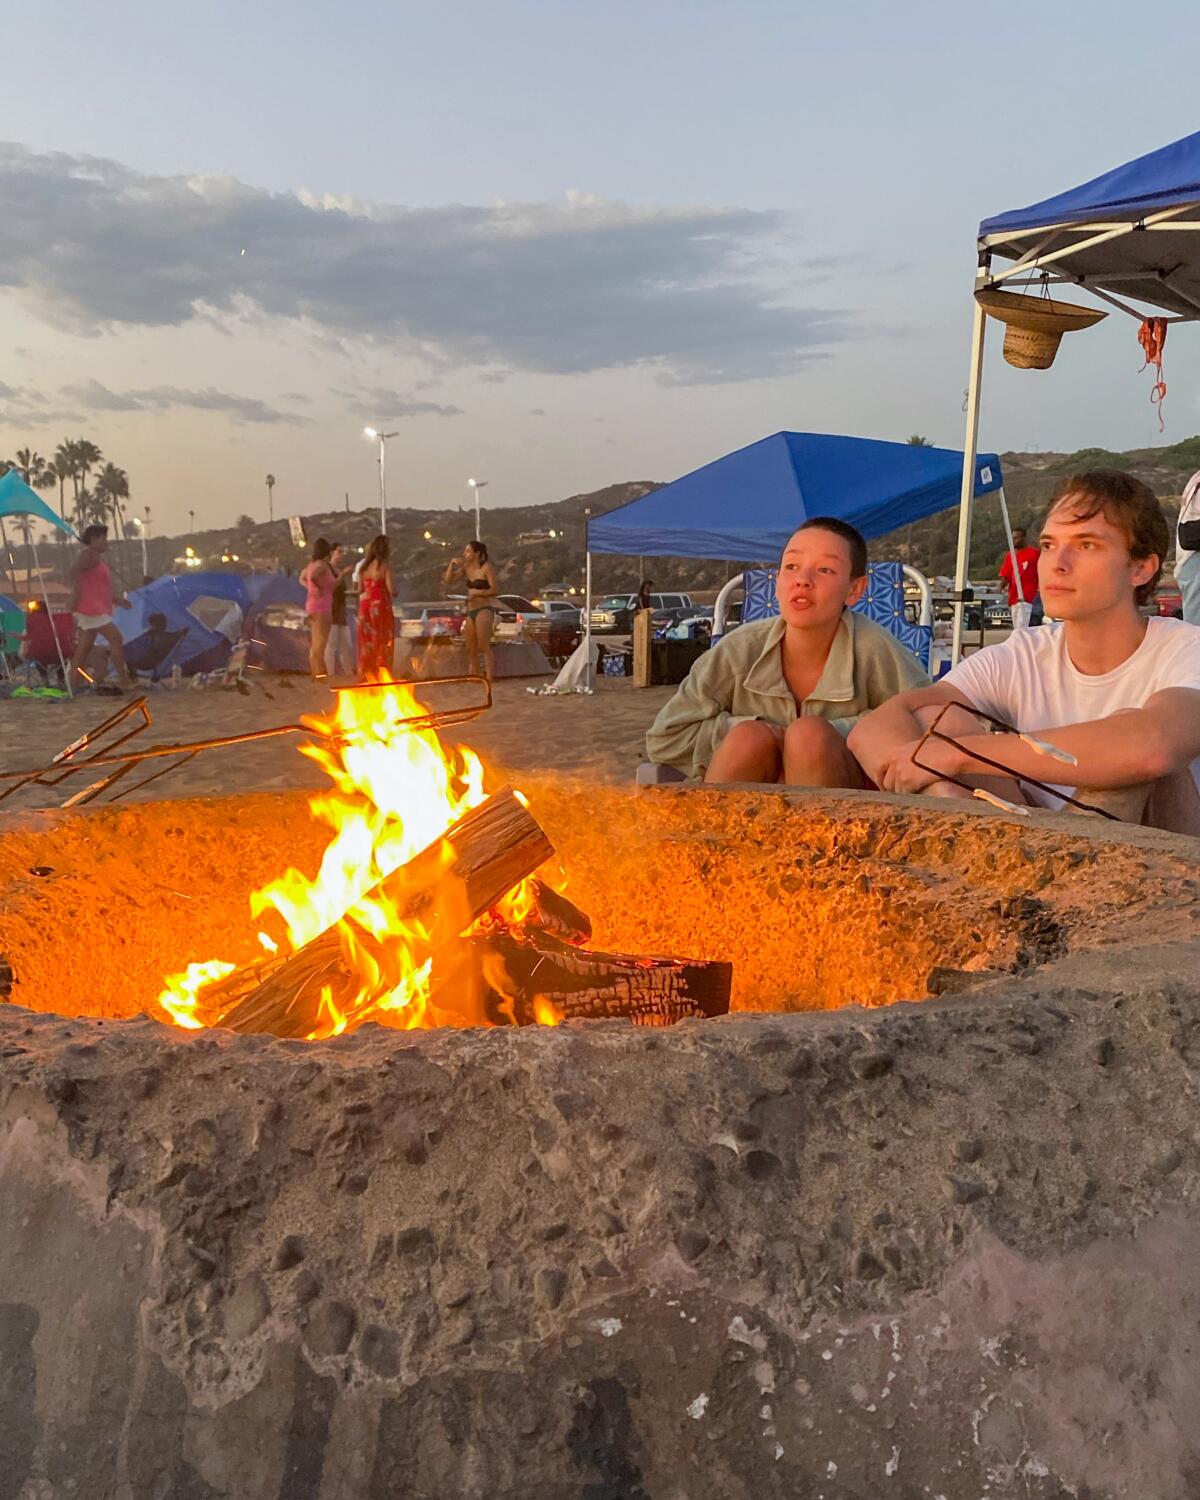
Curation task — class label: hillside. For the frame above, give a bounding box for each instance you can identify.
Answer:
[16,442,1195,602]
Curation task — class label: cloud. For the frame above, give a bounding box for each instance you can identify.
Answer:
[529,407,546,417]
[338,385,464,421]
[57,378,306,425]
[0,144,851,386]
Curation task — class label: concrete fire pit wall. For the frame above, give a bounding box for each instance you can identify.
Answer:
[0,787,1199,1497]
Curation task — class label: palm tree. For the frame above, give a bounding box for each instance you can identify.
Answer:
[12,448,56,490]
[94,462,132,539]
[74,439,103,502]
[906,434,932,447]
[265,474,276,523]
[53,441,78,519]
[75,487,110,530]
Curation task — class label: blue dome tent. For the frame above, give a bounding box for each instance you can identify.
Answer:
[116,572,305,677]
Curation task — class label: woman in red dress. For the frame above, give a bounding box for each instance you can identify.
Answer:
[356,534,395,679]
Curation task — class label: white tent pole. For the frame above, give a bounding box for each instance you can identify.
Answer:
[996,487,1023,607]
[584,551,593,691]
[951,294,988,665]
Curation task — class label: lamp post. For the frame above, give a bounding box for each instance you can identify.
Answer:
[265,474,275,524]
[364,428,398,538]
[129,516,148,578]
[467,477,488,540]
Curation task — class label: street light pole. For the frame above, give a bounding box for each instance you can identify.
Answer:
[467,477,489,540]
[364,429,398,538]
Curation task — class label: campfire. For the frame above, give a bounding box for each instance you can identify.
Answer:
[155,678,731,1040]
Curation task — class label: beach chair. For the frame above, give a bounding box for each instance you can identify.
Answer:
[0,609,27,682]
[711,562,933,663]
[635,561,934,785]
[24,610,75,687]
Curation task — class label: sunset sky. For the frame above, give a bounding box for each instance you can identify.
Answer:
[3,0,1200,535]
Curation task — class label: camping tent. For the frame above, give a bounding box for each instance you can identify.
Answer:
[587,431,1002,561]
[955,128,1200,658]
[0,471,77,688]
[115,571,305,677]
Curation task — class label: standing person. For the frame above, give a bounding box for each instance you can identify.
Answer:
[444,540,499,682]
[69,524,132,689]
[326,543,356,679]
[635,579,653,613]
[1179,470,1200,625]
[300,538,336,681]
[357,535,395,679]
[999,526,1041,629]
[849,471,1200,835]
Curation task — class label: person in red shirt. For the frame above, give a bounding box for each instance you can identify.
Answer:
[999,527,1041,629]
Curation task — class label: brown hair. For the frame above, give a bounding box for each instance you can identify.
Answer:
[794,516,868,579]
[1046,469,1169,606]
[364,534,390,566]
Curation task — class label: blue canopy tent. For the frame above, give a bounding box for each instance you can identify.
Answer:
[587,431,1001,559]
[581,431,1002,686]
[956,129,1200,657]
[115,571,305,677]
[0,471,77,689]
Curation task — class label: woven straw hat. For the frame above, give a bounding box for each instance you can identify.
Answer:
[975,288,1107,370]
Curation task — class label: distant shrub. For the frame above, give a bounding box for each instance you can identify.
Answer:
[1157,436,1200,470]
[1056,448,1132,471]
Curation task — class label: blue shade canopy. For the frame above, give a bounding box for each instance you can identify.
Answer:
[587,432,1002,561]
[0,470,76,535]
[979,131,1200,320]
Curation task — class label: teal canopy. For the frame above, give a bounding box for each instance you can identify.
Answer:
[0,470,76,536]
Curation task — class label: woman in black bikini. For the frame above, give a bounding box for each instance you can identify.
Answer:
[444,539,499,681]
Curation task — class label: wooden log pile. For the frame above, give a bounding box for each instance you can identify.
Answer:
[190,786,731,1039]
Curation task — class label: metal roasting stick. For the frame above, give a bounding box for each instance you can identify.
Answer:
[0,675,493,808]
[911,702,1119,821]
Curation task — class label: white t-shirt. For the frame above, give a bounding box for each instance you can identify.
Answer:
[944,617,1200,808]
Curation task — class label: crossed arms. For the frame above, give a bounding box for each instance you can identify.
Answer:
[847,681,1200,795]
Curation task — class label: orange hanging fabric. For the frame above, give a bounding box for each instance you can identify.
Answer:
[1137,317,1168,430]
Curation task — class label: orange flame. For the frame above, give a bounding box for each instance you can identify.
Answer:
[157,676,551,1038]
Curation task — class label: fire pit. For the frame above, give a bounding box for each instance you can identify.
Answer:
[2,746,1200,1494]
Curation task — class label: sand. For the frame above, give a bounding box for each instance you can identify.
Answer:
[0,671,677,811]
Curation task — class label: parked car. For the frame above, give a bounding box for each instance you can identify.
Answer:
[539,599,581,623]
[589,592,694,633]
[395,600,465,638]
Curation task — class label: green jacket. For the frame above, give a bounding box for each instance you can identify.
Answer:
[646,610,930,776]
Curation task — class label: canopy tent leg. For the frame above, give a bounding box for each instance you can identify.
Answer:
[584,551,593,691]
[28,530,72,697]
[996,487,1025,620]
[951,294,988,664]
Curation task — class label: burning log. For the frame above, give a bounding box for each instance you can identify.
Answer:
[201,787,553,1038]
[447,930,732,1028]
[512,879,592,947]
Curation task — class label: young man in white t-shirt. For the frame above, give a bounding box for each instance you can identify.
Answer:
[848,471,1200,836]
[1179,469,1200,626]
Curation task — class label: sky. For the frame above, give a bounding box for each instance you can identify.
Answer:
[4,0,1200,536]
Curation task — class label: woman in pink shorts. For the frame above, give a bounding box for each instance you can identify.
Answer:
[69,524,132,689]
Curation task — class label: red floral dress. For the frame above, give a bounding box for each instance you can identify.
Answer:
[357,573,394,678]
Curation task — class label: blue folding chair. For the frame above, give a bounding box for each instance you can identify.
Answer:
[713,561,933,667]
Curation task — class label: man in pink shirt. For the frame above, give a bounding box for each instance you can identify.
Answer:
[999,527,1041,629]
[70,524,132,689]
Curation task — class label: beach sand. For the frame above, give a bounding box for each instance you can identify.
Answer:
[0,671,677,811]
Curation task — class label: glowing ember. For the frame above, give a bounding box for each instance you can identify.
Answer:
[157,677,547,1038]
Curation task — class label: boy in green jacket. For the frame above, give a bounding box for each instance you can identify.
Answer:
[646,518,930,785]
